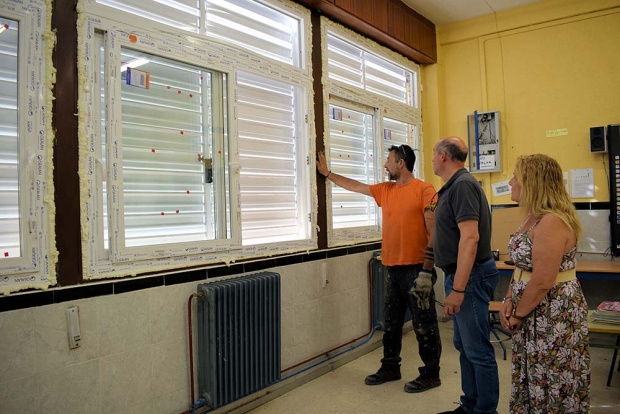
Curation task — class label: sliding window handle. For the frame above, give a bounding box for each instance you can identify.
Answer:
[197,154,213,183]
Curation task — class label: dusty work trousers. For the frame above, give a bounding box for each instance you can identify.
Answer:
[380,264,442,377]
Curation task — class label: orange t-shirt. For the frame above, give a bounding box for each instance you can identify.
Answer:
[369,179,436,266]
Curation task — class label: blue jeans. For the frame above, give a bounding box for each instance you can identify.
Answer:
[444,258,499,414]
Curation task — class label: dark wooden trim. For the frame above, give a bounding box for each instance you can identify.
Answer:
[52,0,82,286]
[312,11,328,249]
[294,0,436,64]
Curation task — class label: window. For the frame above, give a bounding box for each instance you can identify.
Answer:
[237,71,310,245]
[326,33,417,107]
[321,18,422,246]
[0,0,54,291]
[328,101,378,232]
[80,4,314,277]
[91,0,306,68]
[92,32,239,266]
[383,117,419,179]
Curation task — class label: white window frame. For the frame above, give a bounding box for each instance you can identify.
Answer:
[321,17,422,247]
[82,0,310,74]
[80,7,315,279]
[0,0,55,292]
[102,33,241,263]
[326,97,381,243]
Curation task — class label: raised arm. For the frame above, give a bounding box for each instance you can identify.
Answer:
[316,151,372,197]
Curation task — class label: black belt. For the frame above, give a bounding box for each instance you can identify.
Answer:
[442,257,492,275]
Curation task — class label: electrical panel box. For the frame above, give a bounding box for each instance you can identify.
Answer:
[467,111,501,173]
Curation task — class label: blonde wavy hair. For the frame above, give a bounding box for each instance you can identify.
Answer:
[515,154,582,240]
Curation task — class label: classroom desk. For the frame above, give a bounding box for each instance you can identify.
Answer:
[589,311,620,387]
[496,260,620,280]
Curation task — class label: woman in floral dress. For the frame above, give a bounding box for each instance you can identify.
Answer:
[500,154,590,413]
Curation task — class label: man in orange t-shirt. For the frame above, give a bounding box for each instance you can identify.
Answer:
[317,144,442,393]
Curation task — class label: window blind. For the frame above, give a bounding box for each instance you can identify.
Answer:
[328,104,376,229]
[96,0,301,66]
[327,33,415,106]
[236,71,303,244]
[110,48,231,248]
[0,19,20,259]
[383,117,418,179]
[206,0,299,66]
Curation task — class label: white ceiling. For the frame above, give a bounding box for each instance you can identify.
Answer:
[401,0,544,25]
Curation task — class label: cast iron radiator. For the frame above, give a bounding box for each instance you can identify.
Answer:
[371,251,411,330]
[196,272,281,409]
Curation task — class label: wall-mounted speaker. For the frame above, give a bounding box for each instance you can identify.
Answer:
[590,126,607,153]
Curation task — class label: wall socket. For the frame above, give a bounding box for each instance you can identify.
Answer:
[66,306,81,349]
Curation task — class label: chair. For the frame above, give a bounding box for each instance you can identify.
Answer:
[489,301,511,360]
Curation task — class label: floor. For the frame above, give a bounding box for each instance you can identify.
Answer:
[250,321,620,414]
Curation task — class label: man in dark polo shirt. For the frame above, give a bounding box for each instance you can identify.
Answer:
[431,137,499,414]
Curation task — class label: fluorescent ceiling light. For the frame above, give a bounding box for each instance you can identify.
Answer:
[120,58,149,73]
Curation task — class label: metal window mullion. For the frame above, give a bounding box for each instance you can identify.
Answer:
[201,69,214,240]
[93,32,107,258]
[211,71,227,239]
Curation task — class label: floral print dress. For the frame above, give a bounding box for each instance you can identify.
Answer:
[507,219,590,413]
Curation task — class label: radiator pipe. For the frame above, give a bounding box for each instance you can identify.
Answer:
[279,323,380,382]
[281,256,376,373]
[183,292,206,414]
[184,255,379,414]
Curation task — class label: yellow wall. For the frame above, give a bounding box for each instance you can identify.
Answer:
[422,0,620,203]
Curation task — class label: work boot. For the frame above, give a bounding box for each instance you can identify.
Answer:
[404,374,441,393]
[364,367,401,385]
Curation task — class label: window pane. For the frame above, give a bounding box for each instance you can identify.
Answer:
[97,0,200,32]
[327,32,416,106]
[237,71,304,244]
[0,17,20,259]
[95,0,302,66]
[383,117,419,179]
[329,104,376,229]
[206,0,300,66]
[327,34,363,89]
[364,52,410,104]
[115,48,230,247]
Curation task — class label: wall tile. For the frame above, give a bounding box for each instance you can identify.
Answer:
[0,308,34,332]
[318,294,341,338]
[36,359,101,414]
[34,299,99,372]
[149,284,194,345]
[0,375,37,414]
[99,346,154,414]
[293,300,320,347]
[97,291,150,357]
[293,261,321,304]
[150,335,189,397]
[273,265,296,309]
[0,323,36,384]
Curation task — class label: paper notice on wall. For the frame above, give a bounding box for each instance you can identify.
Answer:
[570,168,594,198]
[563,172,569,193]
[492,180,512,197]
[479,155,495,170]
